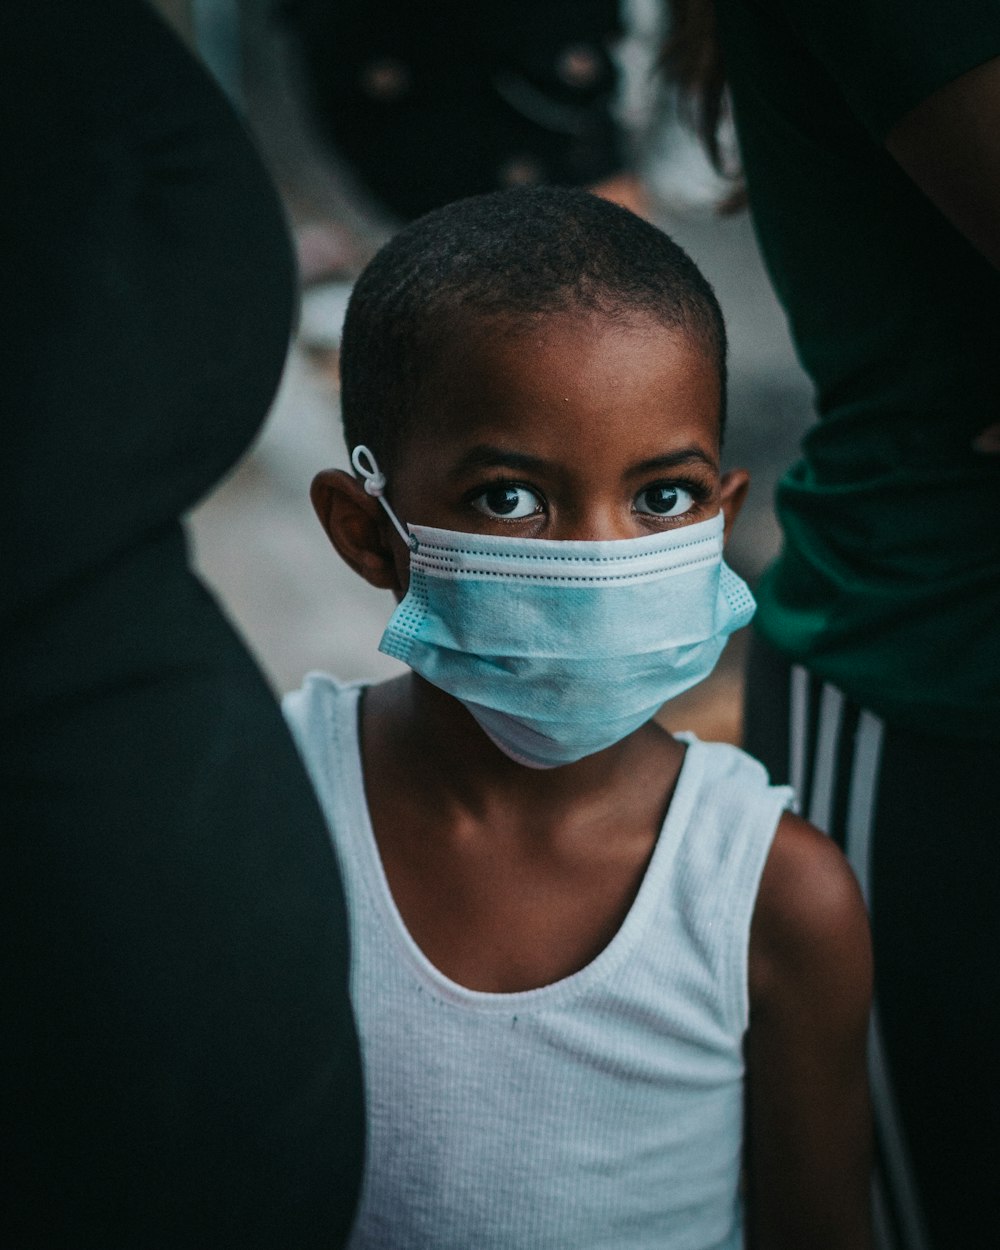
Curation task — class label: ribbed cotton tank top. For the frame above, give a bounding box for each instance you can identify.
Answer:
[284,675,794,1250]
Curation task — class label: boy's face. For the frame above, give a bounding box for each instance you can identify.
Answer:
[317,307,748,596]
[388,309,745,571]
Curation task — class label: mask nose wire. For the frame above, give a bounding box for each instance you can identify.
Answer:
[350,445,419,551]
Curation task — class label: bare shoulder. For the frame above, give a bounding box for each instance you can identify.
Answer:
[745,815,875,1245]
[749,812,872,1013]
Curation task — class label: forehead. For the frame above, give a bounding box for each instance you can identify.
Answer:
[406,308,722,470]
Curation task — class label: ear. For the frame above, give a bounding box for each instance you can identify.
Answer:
[718,468,750,544]
[310,469,403,591]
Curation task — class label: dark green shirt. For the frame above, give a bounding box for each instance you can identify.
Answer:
[716,0,1000,741]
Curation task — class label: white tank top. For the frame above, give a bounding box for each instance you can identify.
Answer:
[284,675,793,1250]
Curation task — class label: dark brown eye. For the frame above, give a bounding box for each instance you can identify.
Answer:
[635,484,694,517]
[471,485,542,519]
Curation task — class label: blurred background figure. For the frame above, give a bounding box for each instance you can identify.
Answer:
[3,3,362,1244]
[282,0,636,222]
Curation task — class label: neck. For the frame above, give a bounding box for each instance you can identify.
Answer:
[362,673,683,833]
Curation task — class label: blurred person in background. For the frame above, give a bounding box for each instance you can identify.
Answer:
[280,0,648,270]
[667,2,1000,1247]
[2,2,362,1244]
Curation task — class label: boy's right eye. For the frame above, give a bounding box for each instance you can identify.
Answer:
[470,484,543,520]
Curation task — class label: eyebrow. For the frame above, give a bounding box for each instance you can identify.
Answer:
[448,445,554,478]
[629,447,718,475]
[449,443,718,479]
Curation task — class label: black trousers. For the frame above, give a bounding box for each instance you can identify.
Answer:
[2,3,362,1244]
[745,633,1000,1250]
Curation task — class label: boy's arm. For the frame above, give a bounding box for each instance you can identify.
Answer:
[745,812,874,1250]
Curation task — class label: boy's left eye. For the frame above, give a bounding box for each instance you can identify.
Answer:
[471,484,543,520]
[634,483,695,517]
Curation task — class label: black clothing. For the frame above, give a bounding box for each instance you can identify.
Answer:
[745,633,1000,1247]
[282,0,626,220]
[2,3,362,1244]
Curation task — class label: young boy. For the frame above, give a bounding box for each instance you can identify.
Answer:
[285,187,873,1248]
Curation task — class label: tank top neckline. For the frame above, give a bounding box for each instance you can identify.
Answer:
[337,681,707,1013]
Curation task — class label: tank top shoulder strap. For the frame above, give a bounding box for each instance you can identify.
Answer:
[665,736,795,1033]
[283,672,366,835]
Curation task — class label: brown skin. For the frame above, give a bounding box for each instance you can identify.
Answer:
[746,819,873,1249]
[591,172,651,220]
[313,308,873,1246]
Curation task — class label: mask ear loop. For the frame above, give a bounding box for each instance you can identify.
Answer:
[350,445,419,552]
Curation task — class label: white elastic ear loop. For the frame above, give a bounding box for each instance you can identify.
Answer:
[350,445,418,551]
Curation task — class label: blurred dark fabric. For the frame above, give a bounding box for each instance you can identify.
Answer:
[1,2,363,1244]
[281,0,626,220]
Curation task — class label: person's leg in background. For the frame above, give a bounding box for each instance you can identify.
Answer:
[1,3,362,1245]
[745,634,1000,1249]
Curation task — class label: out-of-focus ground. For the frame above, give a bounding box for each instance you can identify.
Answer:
[180,0,814,744]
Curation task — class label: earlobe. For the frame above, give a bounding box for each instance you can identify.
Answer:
[310,468,402,591]
[719,469,750,544]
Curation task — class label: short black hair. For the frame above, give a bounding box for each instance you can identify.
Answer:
[339,186,726,468]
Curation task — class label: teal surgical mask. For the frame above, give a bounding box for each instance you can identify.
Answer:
[352,446,755,769]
